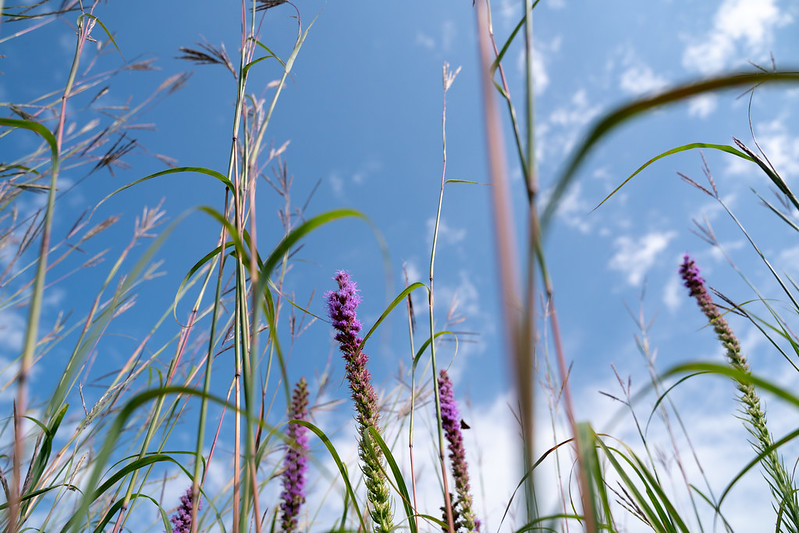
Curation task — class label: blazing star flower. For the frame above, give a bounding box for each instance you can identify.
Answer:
[326,271,393,533]
[438,369,479,532]
[279,377,310,532]
[680,254,799,529]
[169,487,200,533]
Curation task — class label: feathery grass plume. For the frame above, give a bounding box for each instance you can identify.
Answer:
[326,271,394,532]
[169,487,201,533]
[680,254,799,529]
[280,377,310,532]
[438,369,479,532]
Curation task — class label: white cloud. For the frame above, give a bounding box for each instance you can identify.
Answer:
[414,21,457,54]
[415,31,435,51]
[532,49,549,95]
[516,41,552,95]
[328,172,344,198]
[426,217,467,245]
[609,231,677,286]
[687,94,718,118]
[752,118,799,176]
[556,182,592,234]
[619,62,667,96]
[0,309,25,353]
[442,20,456,53]
[682,0,788,74]
[663,273,683,312]
[549,89,600,129]
[539,89,601,162]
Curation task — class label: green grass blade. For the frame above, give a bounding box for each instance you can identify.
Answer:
[594,142,752,211]
[95,166,234,210]
[575,422,606,530]
[368,427,418,533]
[542,70,799,231]
[293,420,367,533]
[360,282,426,349]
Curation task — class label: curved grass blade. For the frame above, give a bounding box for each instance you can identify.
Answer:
[197,205,249,263]
[0,483,80,512]
[644,372,708,433]
[292,420,368,533]
[412,331,456,371]
[257,208,366,292]
[542,70,799,231]
[575,422,607,530]
[596,439,683,532]
[61,386,235,533]
[94,166,234,212]
[20,405,67,515]
[0,118,59,164]
[360,282,426,349]
[595,143,752,211]
[716,427,799,510]
[368,427,418,533]
[93,492,171,533]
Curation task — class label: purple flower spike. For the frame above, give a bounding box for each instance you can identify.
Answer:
[439,369,479,532]
[280,377,310,532]
[679,255,742,366]
[325,271,379,430]
[680,254,799,527]
[169,487,201,533]
[325,271,393,533]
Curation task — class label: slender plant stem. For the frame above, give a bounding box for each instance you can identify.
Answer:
[428,63,457,533]
[404,267,421,533]
[12,4,98,530]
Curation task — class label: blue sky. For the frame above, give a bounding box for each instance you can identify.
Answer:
[3,0,799,530]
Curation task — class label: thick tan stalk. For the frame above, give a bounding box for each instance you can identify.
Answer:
[475,0,530,516]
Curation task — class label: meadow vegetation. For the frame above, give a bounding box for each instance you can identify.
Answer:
[2,1,799,532]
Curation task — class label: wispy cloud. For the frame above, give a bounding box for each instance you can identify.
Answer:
[682,0,788,74]
[415,31,435,51]
[426,217,467,246]
[618,61,667,96]
[609,231,677,286]
[415,20,458,54]
[687,94,718,118]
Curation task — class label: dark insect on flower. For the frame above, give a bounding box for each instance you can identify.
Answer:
[438,370,479,532]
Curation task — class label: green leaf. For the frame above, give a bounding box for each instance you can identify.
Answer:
[543,70,799,231]
[368,427,418,533]
[293,420,368,533]
[595,142,752,211]
[0,118,59,167]
[361,282,427,349]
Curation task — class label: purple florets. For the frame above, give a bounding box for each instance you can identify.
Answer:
[325,271,379,429]
[679,254,742,362]
[679,254,707,299]
[169,487,200,533]
[327,271,362,343]
[325,271,393,532]
[438,369,478,532]
[279,377,310,532]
